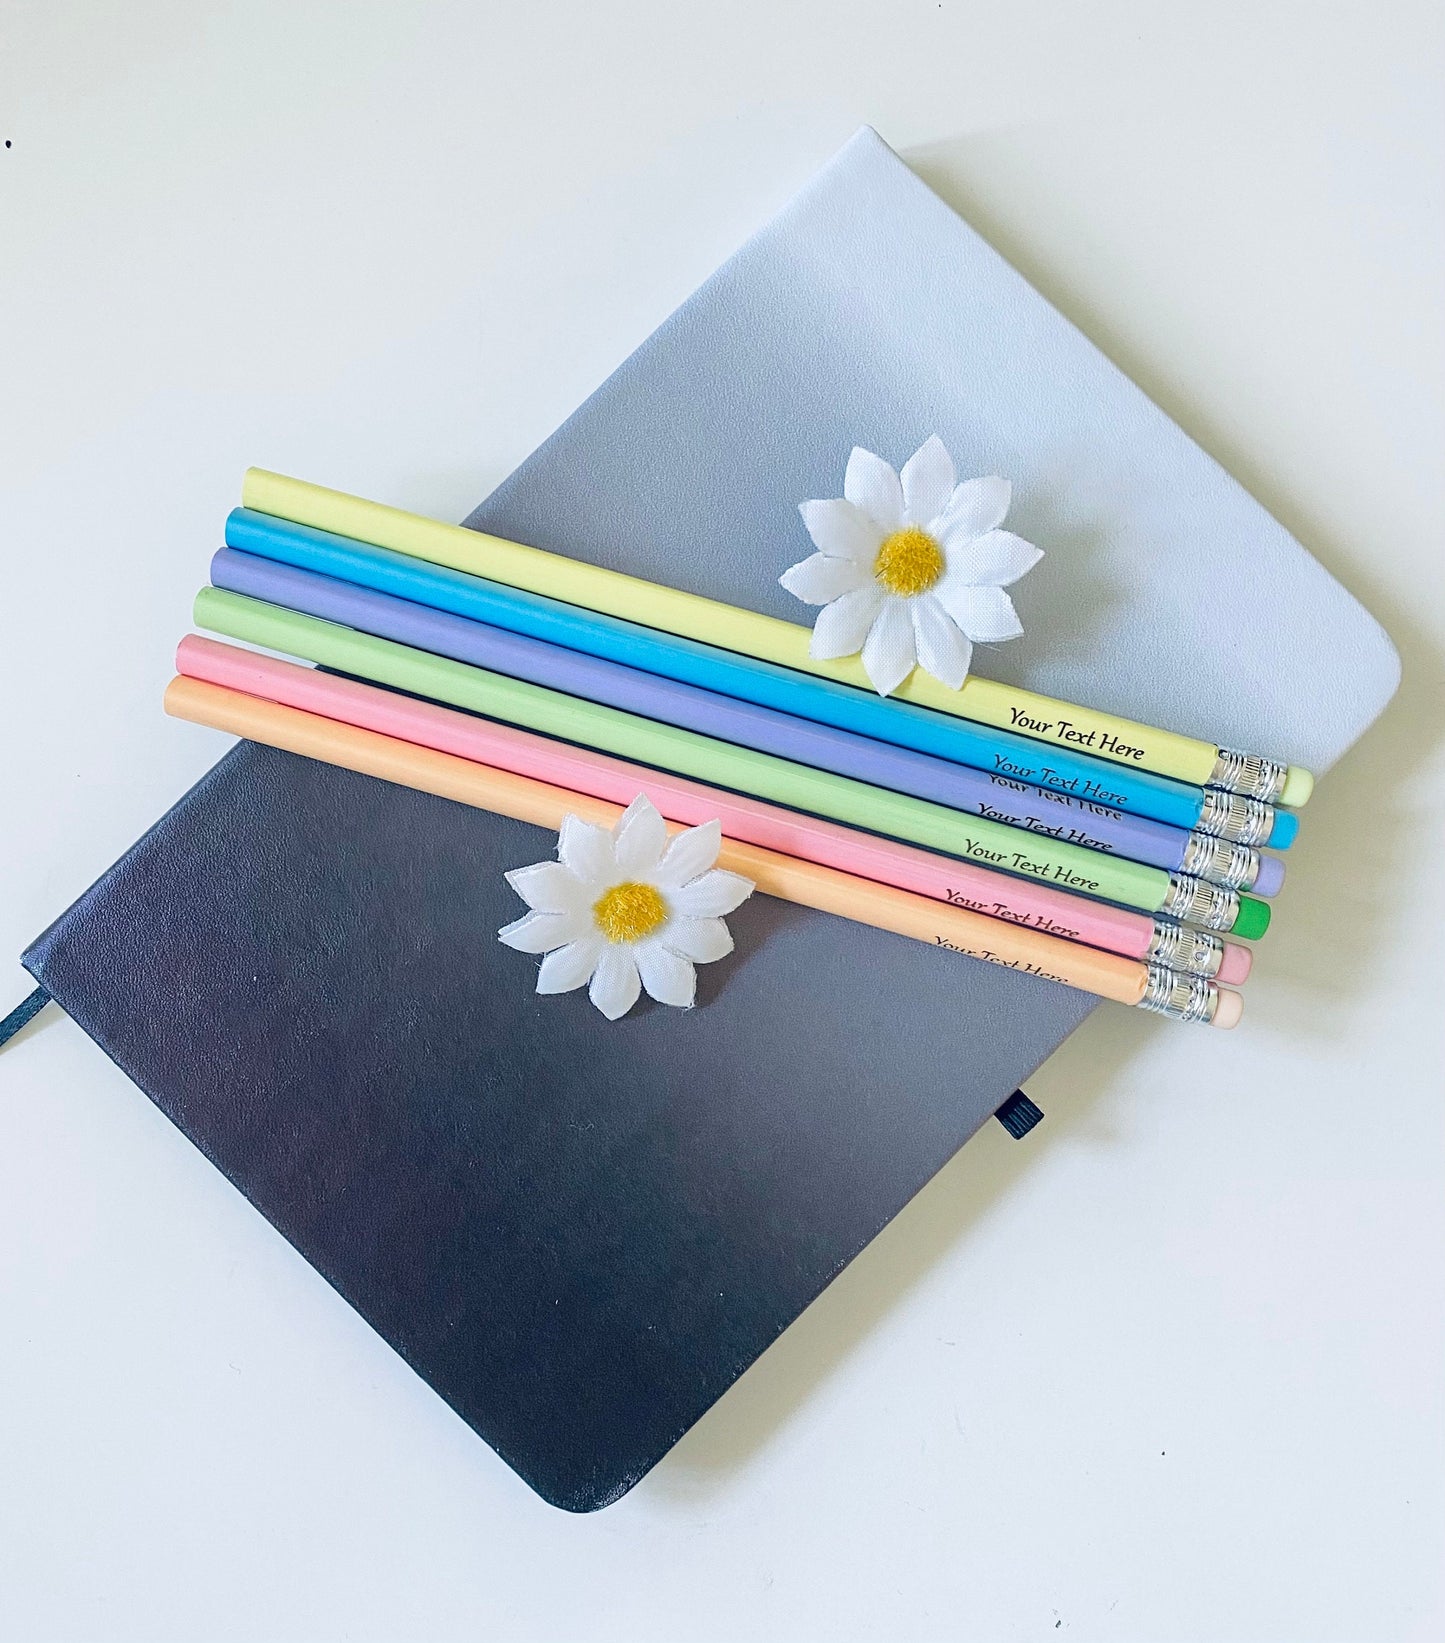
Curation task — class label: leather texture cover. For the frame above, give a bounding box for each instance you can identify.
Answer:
[21,128,1397,1510]
[23,744,1091,1510]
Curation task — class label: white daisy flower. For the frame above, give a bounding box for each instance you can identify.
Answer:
[498,794,754,1020]
[780,436,1044,697]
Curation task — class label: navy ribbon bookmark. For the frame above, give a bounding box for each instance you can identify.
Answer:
[0,986,52,1049]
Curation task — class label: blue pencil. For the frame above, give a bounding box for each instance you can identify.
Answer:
[225,507,1297,850]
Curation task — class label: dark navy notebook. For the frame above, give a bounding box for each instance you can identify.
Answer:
[19,131,1395,1509]
[23,746,1085,1509]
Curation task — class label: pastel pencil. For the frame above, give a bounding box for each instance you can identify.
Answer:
[193,586,1272,939]
[210,546,1283,896]
[176,635,1252,985]
[238,468,1314,807]
[163,672,1244,1028]
[224,508,1298,850]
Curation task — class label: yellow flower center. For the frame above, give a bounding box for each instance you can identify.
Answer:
[873,526,945,597]
[592,881,669,944]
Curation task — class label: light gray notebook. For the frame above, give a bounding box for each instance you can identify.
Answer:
[19,129,1398,1512]
[472,127,1398,777]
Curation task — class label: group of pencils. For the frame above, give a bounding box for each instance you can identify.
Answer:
[165,469,1313,1028]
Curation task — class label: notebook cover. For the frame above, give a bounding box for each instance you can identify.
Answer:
[21,129,1397,1510]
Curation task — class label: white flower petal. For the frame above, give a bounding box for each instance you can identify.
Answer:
[654,819,722,889]
[635,941,698,1008]
[612,794,668,875]
[935,583,1025,643]
[900,436,957,526]
[535,938,602,994]
[843,447,904,532]
[779,551,871,606]
[498,908,590,954]
[557,814,615,884]
[663,916,734,964]
[798,499,883,564]
[940,528,1043,588]
[933,475,1011,540]
[911,598,974,689]
[861,597,917,696]
[670,869,755,918]
[588,946,641,1019]
[809,583,885,660]
[503,860,586,915]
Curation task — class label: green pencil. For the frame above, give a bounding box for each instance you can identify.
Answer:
[192,586,1270,939]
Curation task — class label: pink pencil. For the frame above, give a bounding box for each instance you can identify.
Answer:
[176,635,1252,986]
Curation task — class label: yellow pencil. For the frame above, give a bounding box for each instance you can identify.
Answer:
[164,673,1242,1028]
[240,467,1312,807]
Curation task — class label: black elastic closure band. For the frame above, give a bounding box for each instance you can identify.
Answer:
[0,986,52,1049]
[994,1089,1044,1139]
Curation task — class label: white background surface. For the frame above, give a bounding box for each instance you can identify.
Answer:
[2,3,1442,1638]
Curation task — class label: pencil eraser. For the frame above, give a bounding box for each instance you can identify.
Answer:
[1210,988,1244,1029]
[1280,766,1314,807]
[1252,854,1286,897]
[1267,809,1299,849]
[1217,942,1252,986]
[1230,896,1271,940]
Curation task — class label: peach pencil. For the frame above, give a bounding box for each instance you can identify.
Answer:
[164,670,1244,1027]
[176,636,1251,984]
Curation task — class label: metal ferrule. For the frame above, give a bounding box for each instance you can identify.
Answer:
[1160,873,1241,931]
[1139,963,1218,1024]
[1196,788,1277,846]
[1180,830,1261,891]
[1145,919,1225,978]
[1206,748,1289,803]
